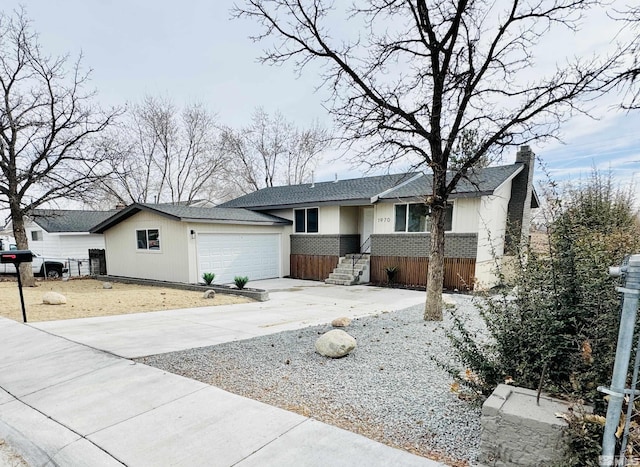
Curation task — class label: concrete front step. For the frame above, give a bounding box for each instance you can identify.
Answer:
[333,267,367,275]
[327,273,357,281]
[325,278,359,286]
[341,260,369,267]
[325,254,371,286]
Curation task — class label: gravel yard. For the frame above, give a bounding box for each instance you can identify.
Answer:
[139,294,483,466]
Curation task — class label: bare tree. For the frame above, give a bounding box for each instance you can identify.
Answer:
[95,96,227,205]
[234,0,616,320]
[221,107,330,195]
[0,9,119,286]
[612,5,640,109]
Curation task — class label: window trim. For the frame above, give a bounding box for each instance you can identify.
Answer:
[393,202,454,233]
[31,230,44,241]
[135,228,162,252]
[293,207,319,234]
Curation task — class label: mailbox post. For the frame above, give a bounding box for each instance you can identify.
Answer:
[1,250,33,323]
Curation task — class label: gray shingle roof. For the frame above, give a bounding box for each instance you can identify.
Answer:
[379,164,523,200]
[217,173,418,209]
[91,203,291,233]
[30,209,120,233]
[218,165,524,209]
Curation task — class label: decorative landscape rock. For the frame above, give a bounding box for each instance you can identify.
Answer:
[42,292,67,305]
[102,282,113,289]
[331,317,352,328]
[315,329,356,358]
[443,295,456,306]
[203,289,216,299]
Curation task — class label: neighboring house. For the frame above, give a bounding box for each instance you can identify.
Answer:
[21,209,118,275]
[93,146,537,289]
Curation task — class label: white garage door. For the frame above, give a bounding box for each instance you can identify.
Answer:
[197,233,281,284]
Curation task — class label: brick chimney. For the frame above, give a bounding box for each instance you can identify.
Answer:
[505,146,535,253]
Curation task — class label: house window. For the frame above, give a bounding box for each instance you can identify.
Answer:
[31,230,43,241]
[136,229,160,250]
[394,203,453,232]
[294,208,319,233]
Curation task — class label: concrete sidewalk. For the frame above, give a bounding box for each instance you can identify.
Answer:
[31,279,426,358]
[0,316,444,466]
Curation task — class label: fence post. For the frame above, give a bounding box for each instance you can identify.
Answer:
[600,254,640,466]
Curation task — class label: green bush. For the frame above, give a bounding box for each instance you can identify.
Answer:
[448,170,640,465]
[384,266,398,283]
[202,272,215,285]
[234,276,249,289]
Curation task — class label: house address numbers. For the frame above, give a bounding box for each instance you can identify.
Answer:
[377,217,391,223]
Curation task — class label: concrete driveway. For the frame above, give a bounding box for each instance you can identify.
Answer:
[0,280,443,466]
[32,279,426,358]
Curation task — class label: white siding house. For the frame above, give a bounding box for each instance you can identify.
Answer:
[17,210,117,275]
[93,147,538,290]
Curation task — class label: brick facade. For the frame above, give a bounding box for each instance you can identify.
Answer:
[370,233,478,258]
[291,234,360,256]
[505,146,535,252]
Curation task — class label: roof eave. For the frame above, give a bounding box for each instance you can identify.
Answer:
[181,217,291,226]
[379,190,493,202]
[492,164,524,194]
[371,172,424,203]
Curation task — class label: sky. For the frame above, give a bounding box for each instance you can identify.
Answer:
[3,0,640,200]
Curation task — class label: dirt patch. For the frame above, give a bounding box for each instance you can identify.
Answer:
[0,439,28,467]
[0,278,252,322]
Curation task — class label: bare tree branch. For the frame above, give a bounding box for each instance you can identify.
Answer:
[93,96,228,205]
[0,8,120,285]
[233,0,615,319]
[220,107,331,195]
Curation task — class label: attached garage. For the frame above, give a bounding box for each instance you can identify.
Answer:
[91,203,291,285]
[197,233,281,284]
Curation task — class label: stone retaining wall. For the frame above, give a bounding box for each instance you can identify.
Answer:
[96,275,269,302]
[479,384,572,466]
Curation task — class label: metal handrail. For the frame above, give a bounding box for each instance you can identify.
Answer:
[351,236,371,275]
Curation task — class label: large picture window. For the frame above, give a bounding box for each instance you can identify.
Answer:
[394,203,453,232]
[294,208,319,233]
[136,229,160,250]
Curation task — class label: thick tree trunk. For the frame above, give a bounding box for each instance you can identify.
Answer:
[9,204,36,287]
[424,204,445,321]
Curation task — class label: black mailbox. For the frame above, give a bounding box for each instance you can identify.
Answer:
[0,250,33,264]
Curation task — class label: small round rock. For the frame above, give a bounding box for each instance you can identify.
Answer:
[331,317,352,328]
[102,282,113,289]
[203,289,216,299]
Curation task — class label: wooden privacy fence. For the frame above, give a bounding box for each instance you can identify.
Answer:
[370,256,475,290]
[290,254,339,281]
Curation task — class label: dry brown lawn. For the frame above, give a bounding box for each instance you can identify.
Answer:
[0,278,252,322]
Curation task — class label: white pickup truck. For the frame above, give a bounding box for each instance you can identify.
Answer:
[0,239,68,278]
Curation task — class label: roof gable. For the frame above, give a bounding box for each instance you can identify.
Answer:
[379,165,524,201]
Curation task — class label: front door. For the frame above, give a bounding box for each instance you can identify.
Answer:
[361,207,374,253]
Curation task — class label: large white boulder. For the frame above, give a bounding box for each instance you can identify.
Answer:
[42,291,67,305]
[315,329,357,358]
